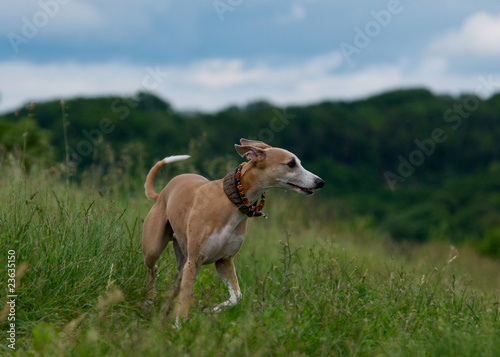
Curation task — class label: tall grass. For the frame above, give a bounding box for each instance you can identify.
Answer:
[0,161,499,356]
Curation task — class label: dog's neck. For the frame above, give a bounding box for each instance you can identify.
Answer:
[239,161,267,204]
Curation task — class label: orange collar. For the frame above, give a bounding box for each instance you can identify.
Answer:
[222,162,268,218]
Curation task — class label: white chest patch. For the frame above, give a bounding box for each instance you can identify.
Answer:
[202,217,246,263]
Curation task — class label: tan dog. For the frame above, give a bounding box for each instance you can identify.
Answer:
[142,139,324,323]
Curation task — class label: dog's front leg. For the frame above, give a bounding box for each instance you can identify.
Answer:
[172,258,201,323]
[213,258,242,313]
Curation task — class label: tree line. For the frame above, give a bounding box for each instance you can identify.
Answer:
[1,89,500,257]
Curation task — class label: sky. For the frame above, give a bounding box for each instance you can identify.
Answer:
[1,0,500,114]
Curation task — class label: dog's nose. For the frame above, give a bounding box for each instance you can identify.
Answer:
[315,177,325,189]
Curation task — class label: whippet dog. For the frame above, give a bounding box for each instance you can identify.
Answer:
[142,139,324,322]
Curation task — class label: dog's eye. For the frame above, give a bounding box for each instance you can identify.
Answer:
[287,160,296,168]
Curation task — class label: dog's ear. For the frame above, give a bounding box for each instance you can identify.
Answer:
[235,144,267,161]
[239,138,272,149]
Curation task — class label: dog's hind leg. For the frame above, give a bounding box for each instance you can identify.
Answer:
[142,204,172,315]
[161,239,186,317]
[213,258,242,313]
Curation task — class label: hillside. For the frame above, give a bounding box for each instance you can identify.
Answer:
[1,89,500,257]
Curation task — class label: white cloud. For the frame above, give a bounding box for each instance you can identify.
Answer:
[1,0,164,49]
[1,1,106,37]
[277,3,306,23]
[0,61,145,113]
[178,52,342,92]
[182,59,271,89]
[47,1,106,34]
[430,11,500,57]
[2,49,500,115]
[0,2,39,30]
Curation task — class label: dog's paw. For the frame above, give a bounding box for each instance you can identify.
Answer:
[212,299,236,314]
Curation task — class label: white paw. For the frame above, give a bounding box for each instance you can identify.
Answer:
[212,297,239,313]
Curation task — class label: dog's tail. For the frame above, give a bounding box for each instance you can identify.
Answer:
[144,155,191,201]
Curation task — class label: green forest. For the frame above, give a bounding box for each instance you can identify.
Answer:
[2,88,500,258]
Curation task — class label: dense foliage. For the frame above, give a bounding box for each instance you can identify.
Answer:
[1,89,500,256]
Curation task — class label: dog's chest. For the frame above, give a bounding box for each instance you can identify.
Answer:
[202,218,246,263]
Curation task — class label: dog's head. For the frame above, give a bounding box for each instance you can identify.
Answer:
[235,138,324,195]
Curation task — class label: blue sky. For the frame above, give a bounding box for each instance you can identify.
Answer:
[1,0,500,113]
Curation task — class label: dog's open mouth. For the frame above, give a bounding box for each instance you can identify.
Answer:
[287,182,314,195]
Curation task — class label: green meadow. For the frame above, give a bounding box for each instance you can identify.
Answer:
[2,90,500,355]
[1,159,499,356]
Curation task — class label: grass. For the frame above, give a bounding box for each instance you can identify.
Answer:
[0,161,499,356]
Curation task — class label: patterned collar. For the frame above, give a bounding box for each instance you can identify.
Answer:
[222,162,267,218]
